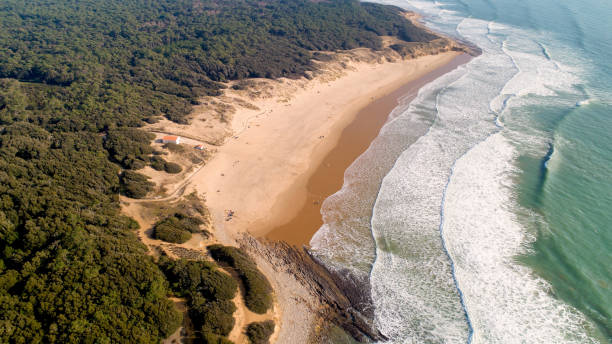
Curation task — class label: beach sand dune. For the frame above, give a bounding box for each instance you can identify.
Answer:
[133,45,471,343]
[183,50,465,246]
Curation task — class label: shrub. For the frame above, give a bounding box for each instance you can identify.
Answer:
[126,217,140,230]
[164,161,182,174]
[163,142,185,153]
[159,258,238,340]
[150,156,182,173]
[246,320,275,344]
[154,213,204,242]
[153,224,191,243]
[231,80,255,90]
[159,258,238,301]
[202,331,235,344]
[152,213,203,243]
[208,245,273,314]
[191,298,236,337]
[120,170,154,198]
[173,212,204,233]
[129,159,146,170]
[200,270,239,301]
[150,156,166,171]
[144,117,160,124]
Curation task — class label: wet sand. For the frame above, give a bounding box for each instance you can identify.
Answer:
[265,54,472,245]
[186,51,466,248]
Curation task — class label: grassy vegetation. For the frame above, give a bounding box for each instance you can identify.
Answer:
[246,320,275,344]
[208,245,273,314]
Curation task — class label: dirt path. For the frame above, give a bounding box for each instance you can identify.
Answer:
[122,193,278,344]
[149,129,223,146]
[162,298,193,344]
[222,266,277,344]
[128,162,206,204]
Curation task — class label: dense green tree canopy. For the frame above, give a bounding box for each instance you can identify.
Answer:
[0,124,181,343]
[159,257,239,342]
[0,0,434,342]
[0,0,433,126]
[208,245,273,314]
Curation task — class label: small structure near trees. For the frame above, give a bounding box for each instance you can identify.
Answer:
[162,135,181,144]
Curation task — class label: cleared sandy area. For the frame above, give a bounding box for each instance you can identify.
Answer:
[128,44,470,344]
[182,50,463,243]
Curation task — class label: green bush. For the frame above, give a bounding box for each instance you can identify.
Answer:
[150,156,167,171]
[163,142,185,153]
[246,320,275,344]
[153,225,192,243]
[191,299,237,337]
[208,245,273,314]
[150,156,182,173]
[164,162,182,174]
[120,170,154,198]
[200,270,239,301]
[153,213,204,243]
[159,258,238,340]
[173,212,205,233]
[128,159,146,170]
[159,258,238,301]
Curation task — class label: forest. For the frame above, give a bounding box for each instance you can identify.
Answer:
[0,0,435,342]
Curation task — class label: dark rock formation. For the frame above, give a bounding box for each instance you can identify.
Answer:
[239,236,387,343]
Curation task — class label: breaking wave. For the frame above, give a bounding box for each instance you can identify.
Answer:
[311,0,599,342]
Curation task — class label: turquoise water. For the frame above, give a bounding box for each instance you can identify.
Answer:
[311,0,611,342]
[450,0,612,339]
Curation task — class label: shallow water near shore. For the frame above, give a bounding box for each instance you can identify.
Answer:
[266,54,470,246]
[311,0,612,342]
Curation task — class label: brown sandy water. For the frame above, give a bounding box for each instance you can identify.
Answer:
[265,54,471,246]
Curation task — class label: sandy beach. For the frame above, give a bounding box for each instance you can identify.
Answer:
[179,50,466,246]
[133,45,472,343]
[267,53,471,244]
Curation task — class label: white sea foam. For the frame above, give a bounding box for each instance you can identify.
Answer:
[368,16,516,342]
[311,0,597,342]
[310,60,467,274]
[442,133,596,343]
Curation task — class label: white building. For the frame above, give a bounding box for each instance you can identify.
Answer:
[161,135,180,144]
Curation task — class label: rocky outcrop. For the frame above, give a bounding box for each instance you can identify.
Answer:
[239,236,387,343]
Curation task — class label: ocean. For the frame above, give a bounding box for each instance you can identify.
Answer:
[310,0,612,342]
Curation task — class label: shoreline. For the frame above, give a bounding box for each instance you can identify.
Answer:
[182,50,465,246]
[266,53,472,245]
[136,45,475,343]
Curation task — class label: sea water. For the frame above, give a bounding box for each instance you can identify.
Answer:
[310,0,612,342]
